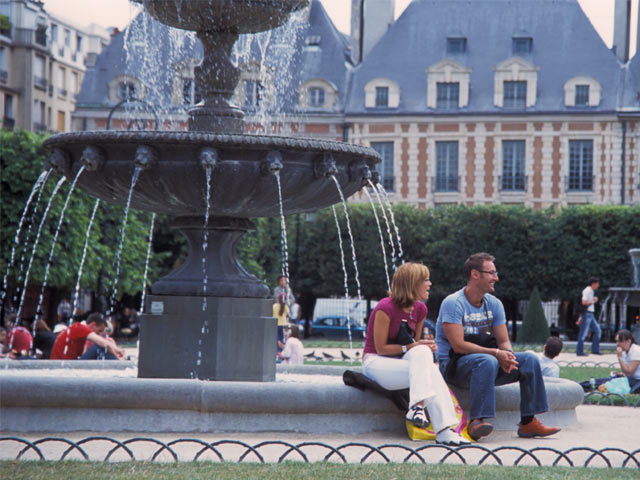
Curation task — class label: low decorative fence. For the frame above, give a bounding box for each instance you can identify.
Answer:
[1,437,638,468]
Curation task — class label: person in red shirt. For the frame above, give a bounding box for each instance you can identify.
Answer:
[50,312,124,360]
[2,314,34,358]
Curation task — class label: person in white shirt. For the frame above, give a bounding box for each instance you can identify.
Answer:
[536,336,562,377]
[576,277,601,356]
[278,324,304,365]
[614,329,640,391]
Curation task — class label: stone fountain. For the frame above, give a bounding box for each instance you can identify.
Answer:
[41,0,379,381]
[603,248,640,336]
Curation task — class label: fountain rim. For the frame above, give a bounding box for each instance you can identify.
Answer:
[43,131,381,162]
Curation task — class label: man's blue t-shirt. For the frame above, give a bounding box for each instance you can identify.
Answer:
[435,288,506,362]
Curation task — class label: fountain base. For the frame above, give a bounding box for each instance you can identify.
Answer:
[138,295,276,381]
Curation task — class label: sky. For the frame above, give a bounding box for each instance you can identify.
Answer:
[43,0,638,57]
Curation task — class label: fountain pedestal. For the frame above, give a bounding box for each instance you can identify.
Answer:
[139,295,276,381]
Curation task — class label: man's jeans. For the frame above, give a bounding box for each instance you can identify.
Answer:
[576,311,601,355]
[439,352,549,420]
[79,344,118,360]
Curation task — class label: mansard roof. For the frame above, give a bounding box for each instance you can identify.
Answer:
[76,0,350,115]
[346,0,622,115]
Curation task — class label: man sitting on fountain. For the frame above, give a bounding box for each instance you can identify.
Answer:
[436,252,560,441]
[50,312,124,360]
[362,262,470,446]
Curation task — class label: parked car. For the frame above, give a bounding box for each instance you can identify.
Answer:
[309,315,366,339]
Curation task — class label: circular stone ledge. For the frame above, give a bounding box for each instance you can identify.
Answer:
[0,359,136,370]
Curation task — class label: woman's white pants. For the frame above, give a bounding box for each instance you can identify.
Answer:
[362,345,458,432]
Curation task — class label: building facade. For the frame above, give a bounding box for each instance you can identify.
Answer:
[0,0,109,133]
[70,0,640,208]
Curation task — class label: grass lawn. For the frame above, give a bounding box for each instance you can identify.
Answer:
[1,461,638,479]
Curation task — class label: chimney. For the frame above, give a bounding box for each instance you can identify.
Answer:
[350,0,395,64]
[613,0,631,62]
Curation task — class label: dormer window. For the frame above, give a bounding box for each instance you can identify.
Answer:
[365,78,400,108]
[503,81,526,109]
[307,87,325,107]
[119,81,136,100]
[305,35,321,46]
[243,79,262,108]
[375,86,389,107]
[512,37,532,55]
[575,85,589,106]
[564,76,601,107]
[447,37,467,54]
[436,82,459,110]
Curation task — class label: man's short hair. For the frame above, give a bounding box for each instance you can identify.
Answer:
[587,276,599,286]
[86,312,107,327]
[544,336,563,359]
[463,252,495,280]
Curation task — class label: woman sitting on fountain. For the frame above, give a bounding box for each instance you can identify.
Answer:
[362,263,470,446]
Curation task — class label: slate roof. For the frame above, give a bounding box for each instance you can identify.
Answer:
[345,0,623,115]
[76,0,351,115]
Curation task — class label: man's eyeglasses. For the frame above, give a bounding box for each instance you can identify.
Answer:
[478,270,499,277]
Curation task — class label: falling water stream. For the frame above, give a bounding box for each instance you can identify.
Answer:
[35,166,86,319]
[275,172,290,281]
[362,187,391,292]
[201,166,212,312]
[107,167,142,316]
[375,183,404,262]
[1,169,50,305]
[330,205,353,352]
[71,199,101,319]
[368,180,396,270]
[15,176,67,329]
[139,213,156,313]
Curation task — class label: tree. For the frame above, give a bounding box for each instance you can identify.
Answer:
[518,287,550,344]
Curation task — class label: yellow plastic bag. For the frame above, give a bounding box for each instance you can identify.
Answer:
[406,388,473,442]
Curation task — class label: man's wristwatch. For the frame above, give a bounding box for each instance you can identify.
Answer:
[401,345,407,353]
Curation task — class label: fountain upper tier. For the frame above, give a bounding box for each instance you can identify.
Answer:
[43,131,379,218]
[140,0,309,33]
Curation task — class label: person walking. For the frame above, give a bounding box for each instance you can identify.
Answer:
[576,277,602,356]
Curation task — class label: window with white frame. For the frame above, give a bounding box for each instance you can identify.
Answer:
[242,79,262,109]
[564,76,601,107]
[568,140,593,191]
[436,82,459,110]
[503,81,526,109]
[307,87,325,107]
[493,57,538,108]
[370,142,394,191]
[502,140,525,191]
[182,77,201,104]
[375,86,389,108]
[119,81,136,100]
[574,85,589,106]
[435,141,459,192]
[365,78,400,108]
[427,60,471,109]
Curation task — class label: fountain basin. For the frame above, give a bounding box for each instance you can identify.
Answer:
[0,365,584,434]
[43,131,379,217]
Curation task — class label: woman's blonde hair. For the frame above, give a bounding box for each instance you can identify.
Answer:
[390,262,430,308]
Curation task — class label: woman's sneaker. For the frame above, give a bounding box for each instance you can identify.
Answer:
[435,428,471,446]
[406,405,429,428]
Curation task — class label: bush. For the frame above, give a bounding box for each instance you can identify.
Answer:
[518,286,550,343]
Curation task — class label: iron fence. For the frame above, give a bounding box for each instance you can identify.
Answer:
[1,437,638,468]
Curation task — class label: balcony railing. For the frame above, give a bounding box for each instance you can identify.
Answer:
[58,88,68,97]
[566,175,594,192]
[0,70,7,83]
[33,122,47,132]
[0,27,10,38]
[2,117,15,130]
[33,76,48,90]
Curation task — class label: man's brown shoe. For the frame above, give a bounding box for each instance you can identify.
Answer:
[517,417,561,438]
